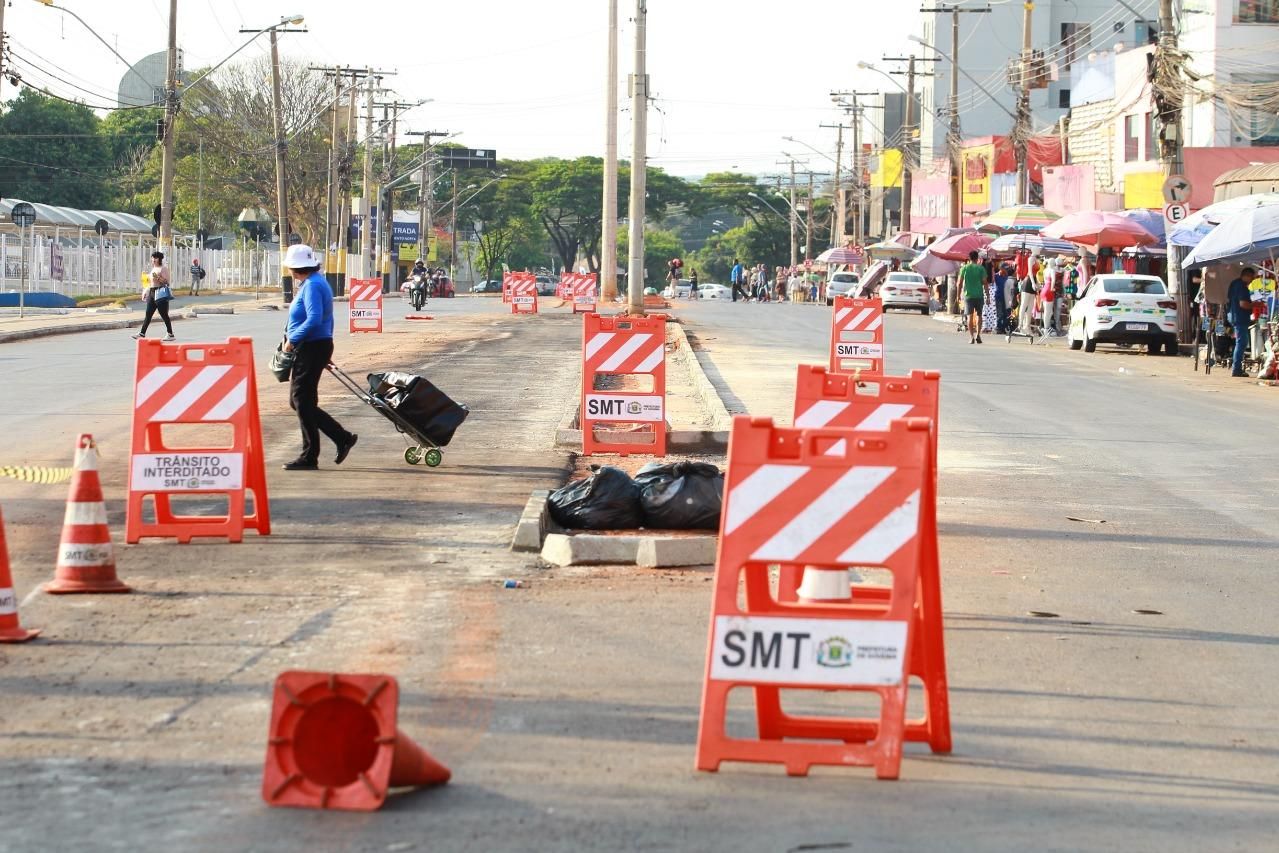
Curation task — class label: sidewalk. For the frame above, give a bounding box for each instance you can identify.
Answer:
[0,295,282,343]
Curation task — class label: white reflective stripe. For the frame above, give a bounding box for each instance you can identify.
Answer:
[866,314,883,331]
[846,307,874,330]
[151,365,231,422]
[752,466,895,561]
[73,446,99,472]
[633,342,665,374]
[839,489,921,563]
[854,403,915,432]
[598,333,651,371]
[0,587,16,616]
[135,366,181,407]
[835,306,852,324]
[794,400,849,429]
[63,501,107,526]
[724,464,809,535]
[202,378,248,422]
[58,543,114,567]
[585,332,614,361]
[823,438,848,457]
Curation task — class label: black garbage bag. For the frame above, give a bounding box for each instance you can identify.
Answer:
[367,371,469,446]
[634,462,724,530]
[548,465,643,530]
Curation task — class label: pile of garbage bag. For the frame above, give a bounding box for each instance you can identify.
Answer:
[548,462,724,531]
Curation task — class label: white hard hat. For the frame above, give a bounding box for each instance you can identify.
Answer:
[283,243,319,268]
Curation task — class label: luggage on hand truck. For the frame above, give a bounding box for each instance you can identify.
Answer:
[325,364,469,467]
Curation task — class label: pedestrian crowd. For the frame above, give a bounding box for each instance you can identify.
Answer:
[945,251,1081,341]
[726,258,825,303]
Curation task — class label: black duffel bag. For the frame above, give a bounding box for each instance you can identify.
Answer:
[367,371,469,446]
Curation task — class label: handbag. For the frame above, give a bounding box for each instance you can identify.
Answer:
[154,285,173,301]
[269,340,296,383]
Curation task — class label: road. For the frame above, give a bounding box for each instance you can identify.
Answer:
[2,297,1277,852]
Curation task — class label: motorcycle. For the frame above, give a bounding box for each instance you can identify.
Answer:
[408,273,428,311]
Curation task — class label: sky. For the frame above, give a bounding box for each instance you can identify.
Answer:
[3,0,919,180]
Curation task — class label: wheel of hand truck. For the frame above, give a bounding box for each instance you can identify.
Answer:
[423,448,443,467]
[404,446,424,465]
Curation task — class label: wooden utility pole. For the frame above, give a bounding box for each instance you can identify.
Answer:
[407,130,450,266]
[885,56,936,234]
[1015,1,1034,203]
[805,171,815,261]
[625,0,648,315]
[158,0,178,250]
[601,0,620,300]
[920,4,992,228]
[1154,0,1187,339]
[820,123,847,245]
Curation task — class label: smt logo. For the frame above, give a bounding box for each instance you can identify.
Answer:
[584,394,663,422]
[710,615,907,686]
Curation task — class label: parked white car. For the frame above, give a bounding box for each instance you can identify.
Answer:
[881,271,930,314]
[825,271,860,305]
[1067,273,1178,355]
[696,283,732,300]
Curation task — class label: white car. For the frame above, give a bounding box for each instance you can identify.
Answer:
[1068,273,1178,355]
[881,271,930,314]
[825,271,860,305]
[662,278,694,299]
[696,283,732,300]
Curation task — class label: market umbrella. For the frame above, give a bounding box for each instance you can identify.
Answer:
[1041,210,1160,251]
[911,249,959,278]
[864,240,918,261]
[1183,204,1279,268]
[976,204,1061,233]
[1116,209,1166,245]
[815,246,864,264]
[923,230,993,261]
[1167,192,1279,248]
[987,233,1080,255]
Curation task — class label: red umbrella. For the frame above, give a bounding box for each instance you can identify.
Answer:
[1041,211,1159,251]
[924,231,993,261]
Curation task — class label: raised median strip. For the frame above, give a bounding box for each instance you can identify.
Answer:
[540,531,716,568]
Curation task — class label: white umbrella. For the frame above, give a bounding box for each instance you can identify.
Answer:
[1183,204,1279,267]
[1168,192,1279,248]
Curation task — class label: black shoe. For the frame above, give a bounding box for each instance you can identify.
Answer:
[335,433,358,465]
[1232,370,1249,378]
[976,336,983,344]
[282,459,318,471]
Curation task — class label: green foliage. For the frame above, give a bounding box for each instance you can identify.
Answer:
[0,90,112,207]
[618,227,686,289]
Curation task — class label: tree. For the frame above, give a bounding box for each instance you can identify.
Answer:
[618,227,685,290]
[0,90,111,207]
[467,161,543,283]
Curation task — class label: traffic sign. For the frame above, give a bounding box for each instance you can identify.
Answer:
[94,218,110,236]
[1164,202,1189,225]
[1162,174,1192,204]
[11,202,36,227]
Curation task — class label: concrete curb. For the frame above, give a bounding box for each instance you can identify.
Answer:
[0,313,190,344]
[540,531,716,568]
[668,320,733,441]
[186,306,235,316]
[511,489,555,552]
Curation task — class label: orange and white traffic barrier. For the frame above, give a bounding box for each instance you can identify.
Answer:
[262,671,450,811]
[562,272,597,314]
[581,312,667,456]
[505,272,538,314]
[0,506,41,643]
[696,415,944,779]
[348,278,383,334]
[46,434,130,594]
[830,296,885,374]
[125,338,270,544]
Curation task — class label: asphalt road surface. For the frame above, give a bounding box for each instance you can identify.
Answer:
[2,297,1276,852]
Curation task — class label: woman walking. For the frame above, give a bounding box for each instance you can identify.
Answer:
[132,251,175,341]
[280,244,358,471]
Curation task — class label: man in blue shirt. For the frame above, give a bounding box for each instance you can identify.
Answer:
[282,244,357,470]
[1227,267,1256,377]
[730,259,744,302]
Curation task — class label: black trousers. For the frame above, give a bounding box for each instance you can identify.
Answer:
[289,338,349,464]
[140,298,173,336]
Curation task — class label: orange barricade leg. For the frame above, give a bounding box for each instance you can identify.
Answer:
[46,435,130,594]
[261,671,450,811]
[696,416,938,780]
[0,507,41,642]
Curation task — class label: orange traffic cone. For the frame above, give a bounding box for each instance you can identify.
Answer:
[0,507,41,643]
[262,671,450,811]
[46,434,130,594]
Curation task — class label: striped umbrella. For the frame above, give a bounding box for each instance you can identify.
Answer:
[815,246,864,264]
[864,240,918,261]
[987,233,1080,256]
[976,204,1061,234]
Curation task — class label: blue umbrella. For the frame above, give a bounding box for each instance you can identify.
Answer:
[1117,209,1166,246]
[1183,204,1279,268]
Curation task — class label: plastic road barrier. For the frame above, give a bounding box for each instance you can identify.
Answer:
[0,507,41,642]
[348,278,383,334]
[830,296,885,375]
[505,272,538,314]
[581,313,667,456]
[125,338,270,544]
[562,272,598,314]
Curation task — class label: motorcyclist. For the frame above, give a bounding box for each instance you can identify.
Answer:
[408,260,428,308]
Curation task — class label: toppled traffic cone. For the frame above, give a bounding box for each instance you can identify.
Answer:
[0,507,41,643]
[46,434,130,594]
[262,671,450,811]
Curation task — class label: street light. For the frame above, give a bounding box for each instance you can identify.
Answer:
[747,191,808,235]
[857,60,908,94]
[782,136,840,169]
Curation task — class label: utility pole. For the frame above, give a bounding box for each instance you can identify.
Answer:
[885,56,936,234]
[625,0,648,315]
[832,91,880,248]
[788,160,798,267]
[1015,0,1034,204]
[407,130,449,267]
[451,171,460,282]
[375,100,417,292]
[920,5,991,229]
[0,1,6,103]
[819,122,847,246]
[158,0,178,250]
[310,65,356,283]
[601,0,620,301]
[336,75,362,295]
[805,171,815,261]
[362,74,376,279]
[1154,0,1187,340]
[244,23,306,300]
